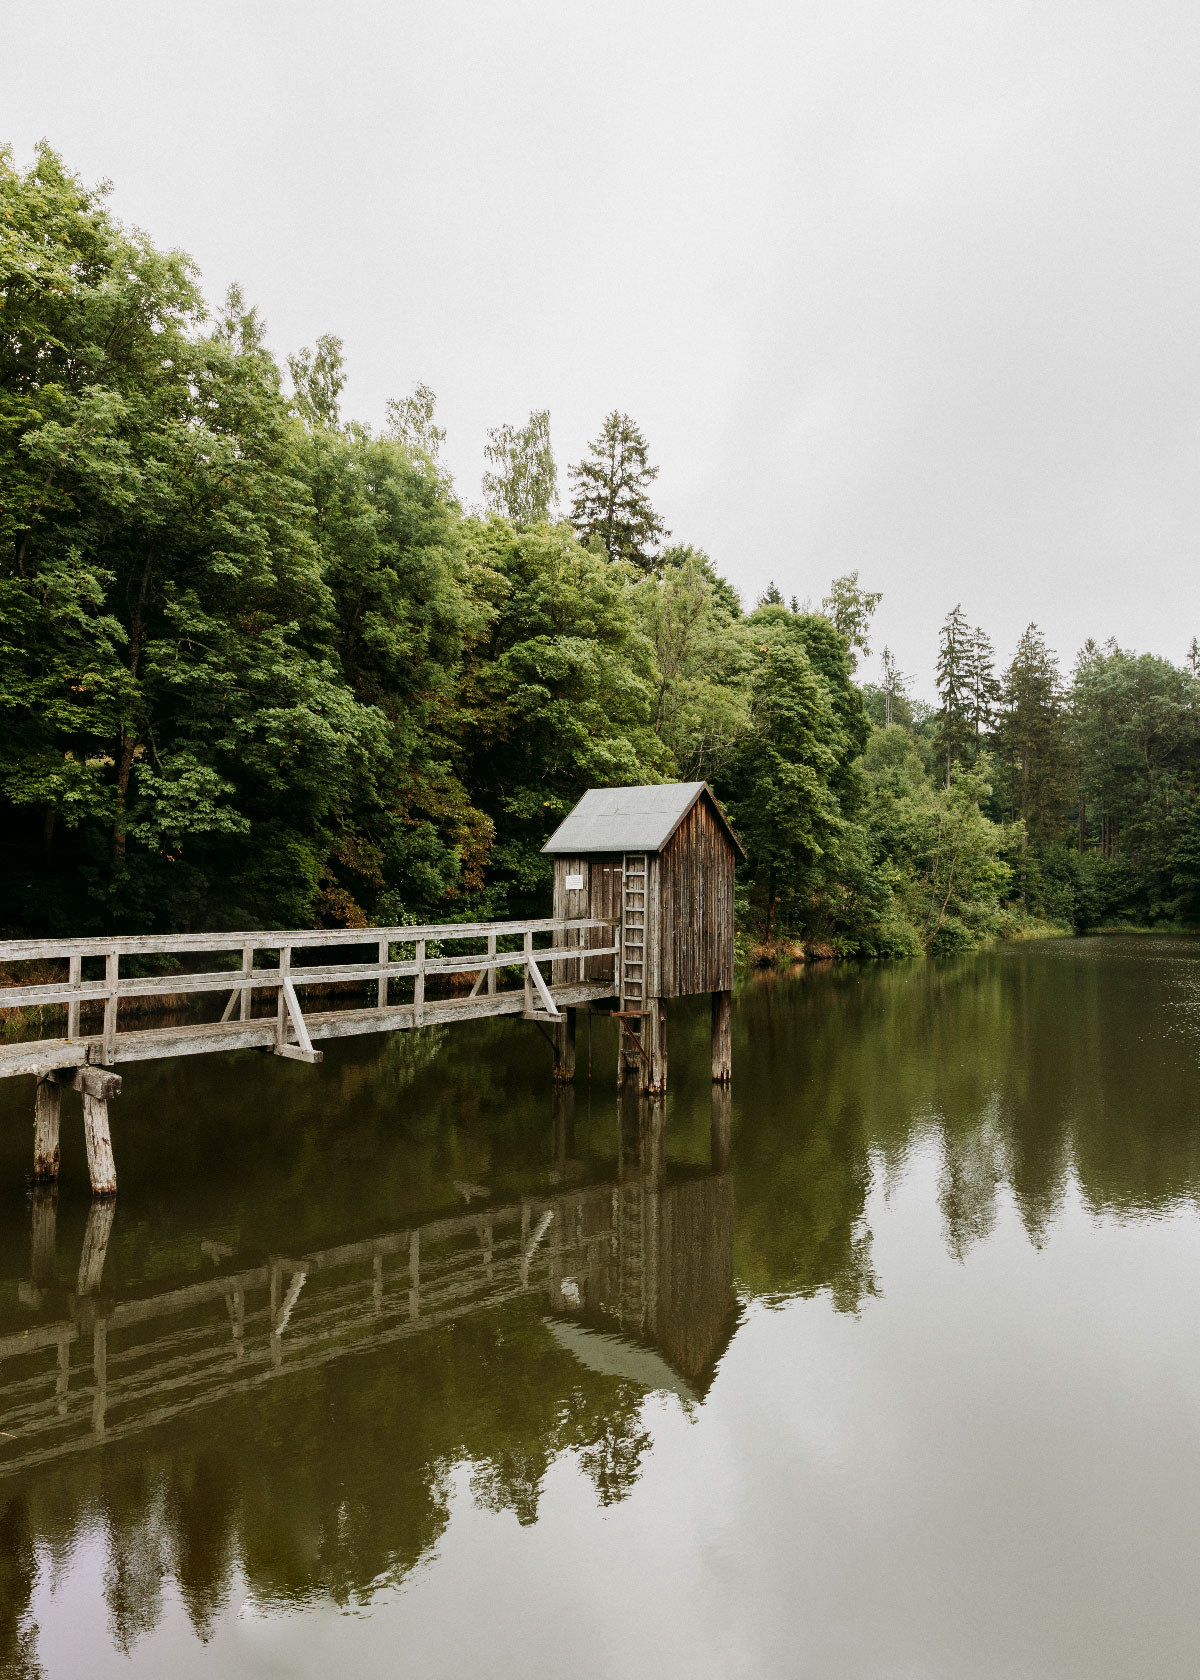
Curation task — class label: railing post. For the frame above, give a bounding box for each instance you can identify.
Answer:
[102,952,118,1064]
[67,954,81,1040]
[413,940,425,1026]
[275,946,290,1049]
[487,932,497,996]
[240,944,253,1022]
[523,930,533,1015]
[377,938,388,1010]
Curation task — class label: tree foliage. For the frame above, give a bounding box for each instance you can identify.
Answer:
[481,409,557,527]
[568,411,666,569]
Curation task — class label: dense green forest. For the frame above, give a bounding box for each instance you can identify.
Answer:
[3,145,1199,953]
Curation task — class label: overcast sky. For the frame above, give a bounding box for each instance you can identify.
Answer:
[4,0,1198,694]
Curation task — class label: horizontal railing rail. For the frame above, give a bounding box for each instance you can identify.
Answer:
[0,916,621,1074]
[0,917,591,964]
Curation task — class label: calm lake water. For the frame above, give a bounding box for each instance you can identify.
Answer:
[2,933,1200,1679]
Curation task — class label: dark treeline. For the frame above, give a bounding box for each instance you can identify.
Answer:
[3,145,1198,951]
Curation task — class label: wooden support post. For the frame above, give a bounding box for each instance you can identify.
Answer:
[103,952,118,1064]
[377,937,389,1009]
[77,1198,115,1295]
[711,989,732,1084]
[83,1092,117,1197]
[643,998,667,1096]
[487,932,497,996]
[710,1082,732,1173]
[617,1013,643,1085]
[34,1077,62,1181]
[275,945,290,1046]
[240,943,253,1021]
[67,953,81,1040]
[413,940,425,1026]
[552,1006,577,1083]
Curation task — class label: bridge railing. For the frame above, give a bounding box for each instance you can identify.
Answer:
[0,917,619,1071]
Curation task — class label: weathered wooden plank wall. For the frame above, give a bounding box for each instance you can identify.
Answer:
[552,857,624,982]
[657,797,736,995]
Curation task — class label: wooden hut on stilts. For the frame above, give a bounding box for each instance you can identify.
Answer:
[542,782,744,1094]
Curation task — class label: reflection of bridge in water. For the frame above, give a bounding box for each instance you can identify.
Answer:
[0,1092,735,1482]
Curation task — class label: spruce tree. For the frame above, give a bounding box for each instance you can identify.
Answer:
[568,412,667,569]
[936,605,974,787]
[966,626,1000,760]
[998,624,1071,841]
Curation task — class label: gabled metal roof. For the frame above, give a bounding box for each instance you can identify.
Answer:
[541,782,744,857]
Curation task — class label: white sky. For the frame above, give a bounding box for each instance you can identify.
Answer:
[4,0,1198,695]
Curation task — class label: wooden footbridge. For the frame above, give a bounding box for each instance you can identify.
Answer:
[0,783,740,1196]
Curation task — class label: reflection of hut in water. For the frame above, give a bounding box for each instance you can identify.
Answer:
[545,1163,737,1400]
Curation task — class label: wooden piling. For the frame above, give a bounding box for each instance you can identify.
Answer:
[617,1015,643,1085]
[644,998,667,1096]
[711,989,732,1084]
[552,1006,577,1083]
[82,1093,117,1197]
[33,1077,62,1182]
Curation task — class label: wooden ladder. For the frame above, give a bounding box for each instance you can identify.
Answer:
[620,853,647,1012]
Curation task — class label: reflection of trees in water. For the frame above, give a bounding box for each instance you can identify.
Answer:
[60,1313,668,1645]
[735,939,1200,1296]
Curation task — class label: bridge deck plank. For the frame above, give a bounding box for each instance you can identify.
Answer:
[0,981,615,1079]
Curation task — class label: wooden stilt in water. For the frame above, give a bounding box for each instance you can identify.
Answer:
[643,998,667,1096]
[711,989,732,1084]
[552,1006,577,1084]
[33,1077,62,1182]
[617,1014,643,1084]
[82,1092,117,1197]
[77,1198,116,1295]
